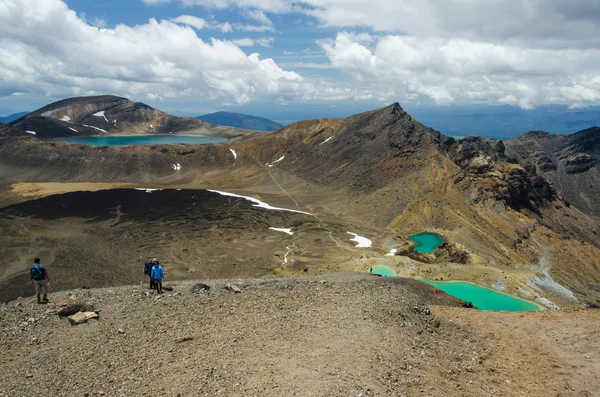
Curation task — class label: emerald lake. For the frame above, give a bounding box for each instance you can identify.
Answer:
[369,265,397,277]
[409,232,445,253]
[56,135,227,146]
[415,277,544,312]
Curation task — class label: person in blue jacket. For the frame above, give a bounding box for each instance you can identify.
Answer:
[150,259,164,294]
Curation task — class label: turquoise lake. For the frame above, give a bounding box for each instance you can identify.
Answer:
[57,135,227,146]
[369,265,397,277]
[409,232,445,253]
[415,277,544,312]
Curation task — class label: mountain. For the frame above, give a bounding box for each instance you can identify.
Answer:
[197,111,283,131]
[0,111,28,123]
[2,95,251,138]
[1,103,599,309]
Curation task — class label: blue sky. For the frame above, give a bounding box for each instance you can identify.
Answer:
[1,0,600,122]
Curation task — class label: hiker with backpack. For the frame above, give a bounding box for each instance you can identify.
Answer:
[150,259,164,294]
[144,259,156,289]
[29,258,49,304]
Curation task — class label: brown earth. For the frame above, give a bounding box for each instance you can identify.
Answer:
[1,274,598,397]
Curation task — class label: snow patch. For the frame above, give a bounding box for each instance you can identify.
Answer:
[68,127,79,133]
[266,155,285,167]
[82,124,107,133]
[60,115,71,122]
[207,190,312,215]
[150,124,154,128]
[320,136,335,145]
[347,232,372,248]
[230,148,237,160]
[284,246,291,264]
[385,248,397,256]
[134,188,160,193]
[25,130,36,135]
[269,227,294,235]
[172,163,181,171]
[93,110,109,122]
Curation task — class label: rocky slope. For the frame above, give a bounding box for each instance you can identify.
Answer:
[2,273,598,396]
[505,128,600,217]
[2,95,251,138]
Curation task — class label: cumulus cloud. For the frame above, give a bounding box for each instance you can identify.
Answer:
[319,32,600,107]
[0,0,305,104]
[145,0,600,107]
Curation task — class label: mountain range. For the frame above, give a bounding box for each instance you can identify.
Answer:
[0,111,28,124]
[1,97,599,309]
[197,111,283,131]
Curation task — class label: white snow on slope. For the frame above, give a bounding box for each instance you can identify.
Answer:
[385,248,397,256]
[266,155,285,167]
[284,246,291,264]
[68,127,79,133]
[172,163,181,171]
[26,130,36,135]
[347,232,372,248]
[93,111,109,122]
[207,190,312,215]
[60,115,71,122]
[134,188,160,193]
[320,136,335,145]
[230,148,237,160]
[83,124,107,133]
[269,227,294,235]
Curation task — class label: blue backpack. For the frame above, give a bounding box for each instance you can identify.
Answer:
[30,264,44,280]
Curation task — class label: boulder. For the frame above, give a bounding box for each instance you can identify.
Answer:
[67,312,88,325]
[190,283,211,293]
[57,303,94,317]
[225,283,241,293]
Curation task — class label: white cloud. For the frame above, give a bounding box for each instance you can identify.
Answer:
[245,9,273,26]
[170,15,207,30]
[230,38,273,47]
[0,0,305,104]
[319,32,600,107]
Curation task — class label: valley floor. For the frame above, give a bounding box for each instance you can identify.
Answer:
[1,273,598,397]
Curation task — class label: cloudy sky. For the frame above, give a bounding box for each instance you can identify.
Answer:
[1,0,599,119]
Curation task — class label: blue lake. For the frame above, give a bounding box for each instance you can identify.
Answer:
[415,277,544,312]
[57,135,227,146]
[369,265,396,277]
[409,232,445,253]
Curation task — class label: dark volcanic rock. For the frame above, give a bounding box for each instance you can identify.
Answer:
[562,153,596,174]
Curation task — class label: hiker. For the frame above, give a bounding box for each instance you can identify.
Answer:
[150,259,164,294]
[144,259,155,289]
[29,258,49,304]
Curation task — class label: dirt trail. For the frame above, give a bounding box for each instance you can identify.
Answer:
[434,306,600,397]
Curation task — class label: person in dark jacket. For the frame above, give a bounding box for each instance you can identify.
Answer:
[29,258,50,304]
[144,259,156,289]
[150,259,164,294]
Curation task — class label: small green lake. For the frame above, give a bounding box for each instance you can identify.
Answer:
[57,135,227,146]
[415,277,544,312]
[409,232,445,253]
[369,265,397,277]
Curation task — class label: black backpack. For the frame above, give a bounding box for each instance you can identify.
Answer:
[143,261,152,275]
[30,265,44,280]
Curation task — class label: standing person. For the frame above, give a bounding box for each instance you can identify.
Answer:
[144,259,155,289]
[150,259,164,294]
[29,258,49,304]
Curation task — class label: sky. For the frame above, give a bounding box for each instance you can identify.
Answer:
[1,0,600,120]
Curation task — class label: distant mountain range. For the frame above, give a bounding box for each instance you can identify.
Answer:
[0,112,29,123]
[406,105,600,138]
[0,96,251,138]
[197,111,283,131]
